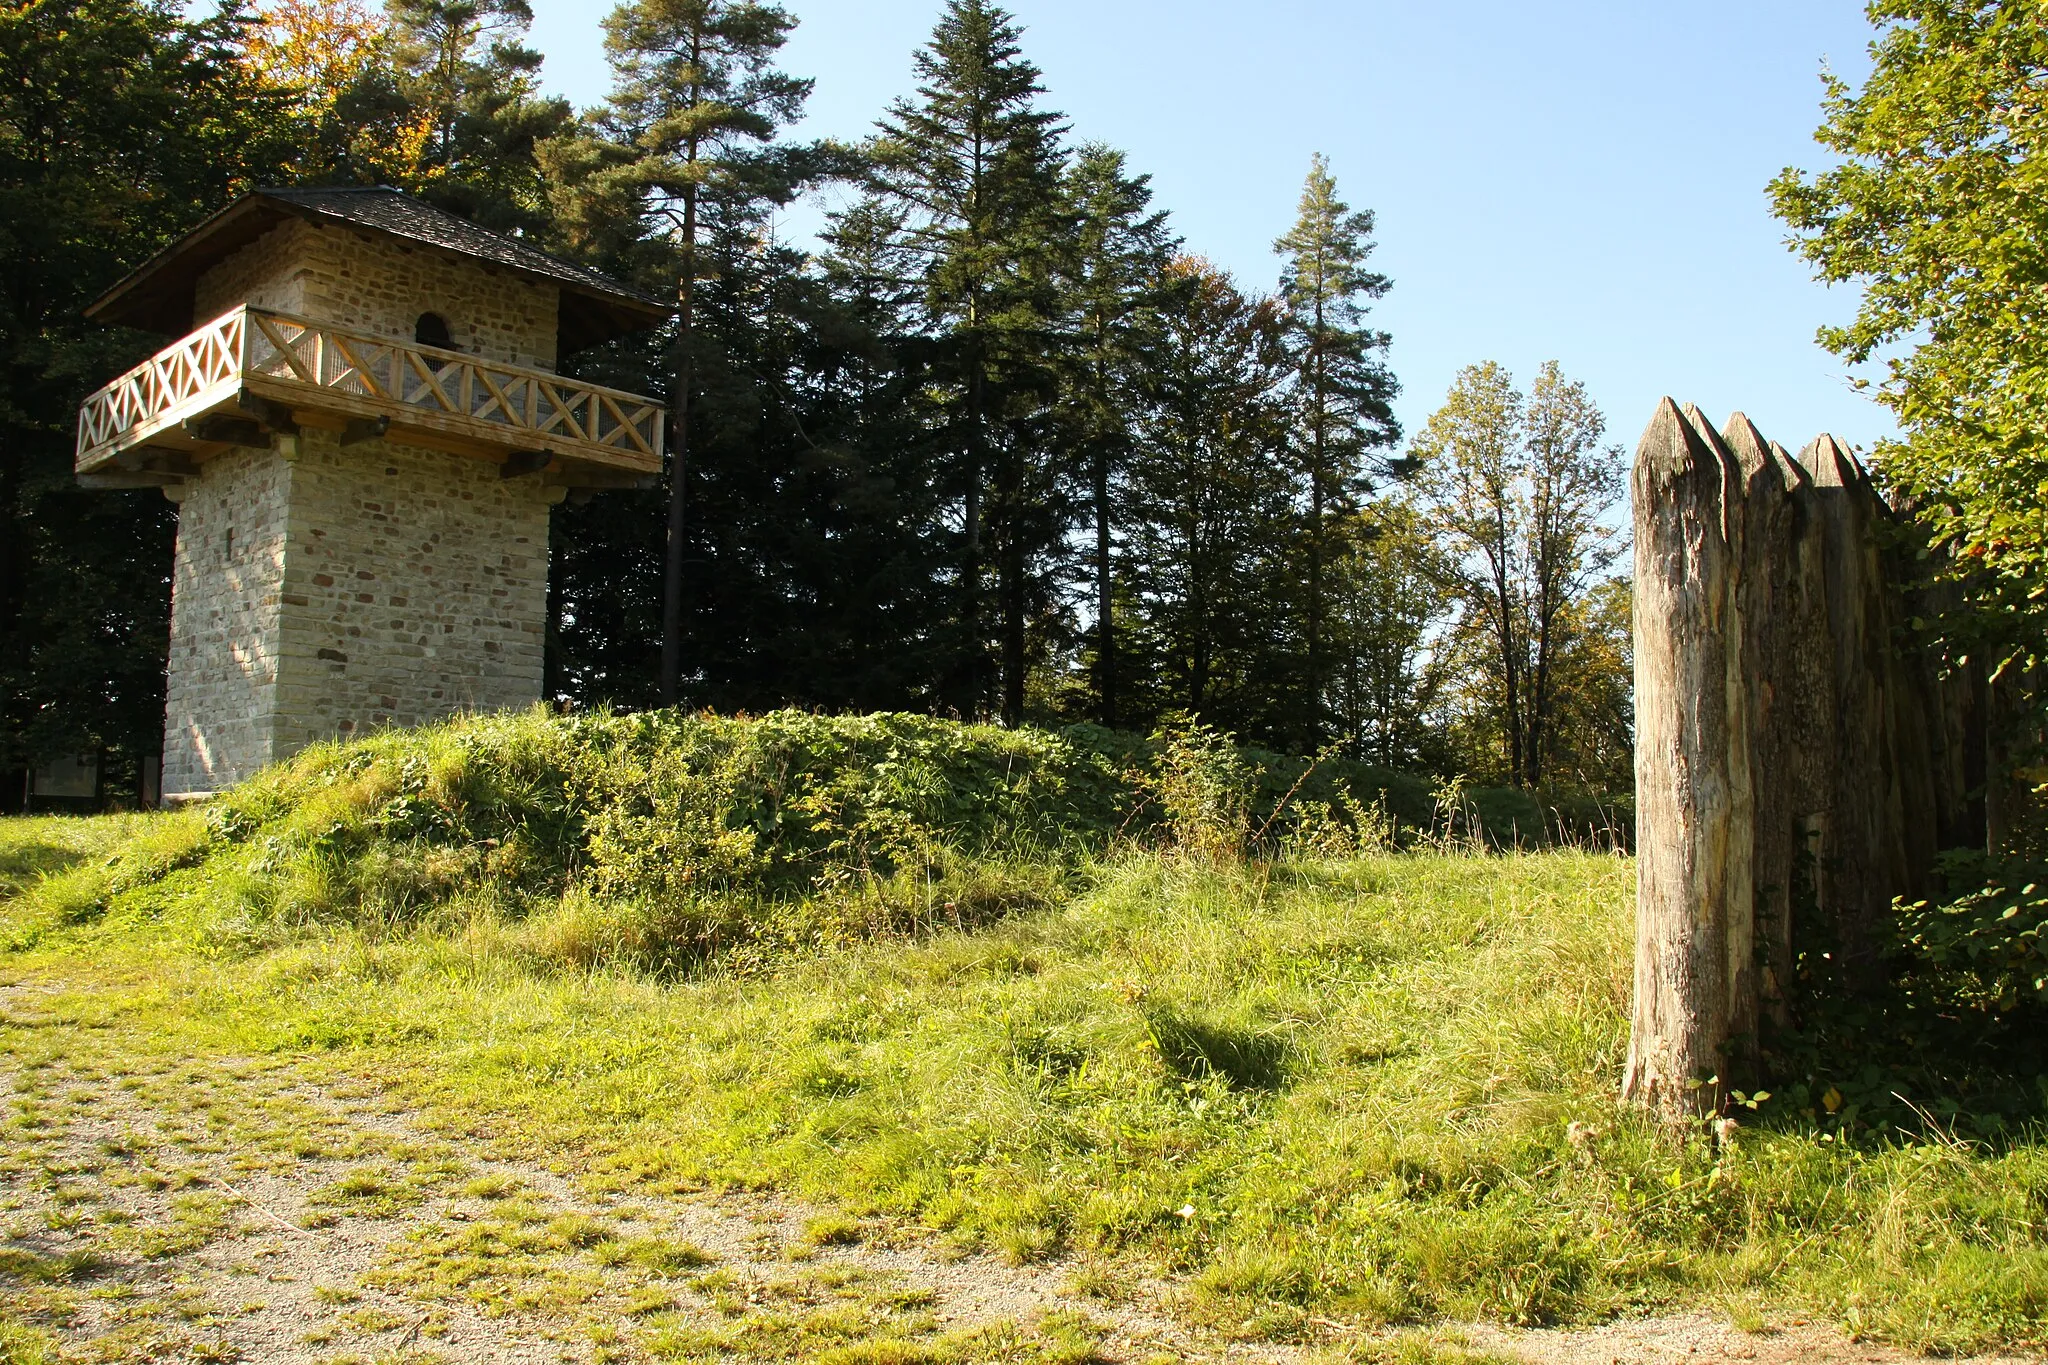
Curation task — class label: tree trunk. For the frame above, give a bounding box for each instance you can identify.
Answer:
[956,351,986,720]
[659,176,700,706]
[999,424,1025,728]
[1624,399,1756,1118]
[1094,443,1116,729]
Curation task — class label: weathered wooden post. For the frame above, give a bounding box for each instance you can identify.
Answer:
[1798,436,1899,989]
[1624,397,2023,1122]
[1722,415,1807,1028]
[1623,400,1756,1117]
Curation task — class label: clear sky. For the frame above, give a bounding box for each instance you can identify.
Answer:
[524,0,1890,456]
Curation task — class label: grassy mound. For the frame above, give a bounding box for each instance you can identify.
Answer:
[8,708,1577,973]
[25,713,2037,1353]
[11,709,1136,968]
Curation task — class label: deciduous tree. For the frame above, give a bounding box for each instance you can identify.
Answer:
[1412,362,1625,787]
[1770,1,2048,675]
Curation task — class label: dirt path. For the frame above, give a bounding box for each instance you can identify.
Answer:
[0,979,2039,1365]
[0,980,1225,1364]
[1469,1315,2041,1365]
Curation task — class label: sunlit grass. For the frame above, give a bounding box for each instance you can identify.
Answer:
[1,723,2046,1353]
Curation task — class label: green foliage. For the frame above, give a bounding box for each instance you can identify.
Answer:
[1057,142,1181,733]
[21,708,1130,964]
[1116,259,1299,740]
[2,710,1586,967]
[1758,851,2048,1139]
[1145,718,1253,863]
[1275,154,1401,746]
[1770,0,2048,670]
[1896,853,2048,1011]
[0,0,292,782]
[865,0,1075,724]
[1410,362,1629,789]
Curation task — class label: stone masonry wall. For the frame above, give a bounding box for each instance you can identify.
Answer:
[269,429,552,757]
[191,219,317,325]
[162,445,292,797]
[192,219,560,370]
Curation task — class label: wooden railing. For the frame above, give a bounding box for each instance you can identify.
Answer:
[76,305,665,474]
[76,309,247,464]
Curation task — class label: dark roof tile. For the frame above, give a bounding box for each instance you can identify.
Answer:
[261,187,665,309]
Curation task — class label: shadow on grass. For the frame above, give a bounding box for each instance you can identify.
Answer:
[1144,1005,1293,1092]
[0,843,90,898]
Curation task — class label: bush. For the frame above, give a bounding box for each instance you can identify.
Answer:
[1763,851,2048,1137]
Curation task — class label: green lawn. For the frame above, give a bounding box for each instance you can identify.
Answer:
[3,804,2046,1358]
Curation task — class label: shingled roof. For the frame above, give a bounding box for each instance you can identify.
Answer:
[87,186,670,355]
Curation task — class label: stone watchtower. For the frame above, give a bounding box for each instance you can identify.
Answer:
[74,188,668,798]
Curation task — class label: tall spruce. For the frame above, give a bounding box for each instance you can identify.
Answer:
[547,0,812,704]
[866,0,1069,725]
[1274,155,1399,745]
[1059,143,1178,730]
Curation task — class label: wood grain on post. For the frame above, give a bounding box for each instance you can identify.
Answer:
[1624,399,1755,1117]
[1722,415,1803,1031]
[1776,440,1836,1012]
[1798,437,1897,990]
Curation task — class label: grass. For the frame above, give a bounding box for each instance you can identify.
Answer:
[0,711,2045,1357]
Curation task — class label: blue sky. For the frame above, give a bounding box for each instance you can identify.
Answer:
[525,0,1889,455]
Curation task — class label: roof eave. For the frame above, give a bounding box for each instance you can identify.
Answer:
[83,196,284,330]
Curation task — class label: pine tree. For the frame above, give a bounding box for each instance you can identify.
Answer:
[865,0,1070,725]
[1274,155,1399,746]
[1122,259,1295,734]
[1058,143,1178,730]
[385,0,571,231]
[545,0,813,704]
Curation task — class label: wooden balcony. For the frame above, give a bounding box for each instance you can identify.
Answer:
[76,305,666,486]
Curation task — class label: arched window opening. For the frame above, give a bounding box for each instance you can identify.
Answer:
[414,312,453,349]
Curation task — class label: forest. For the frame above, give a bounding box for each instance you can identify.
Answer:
[0,0,1636,804]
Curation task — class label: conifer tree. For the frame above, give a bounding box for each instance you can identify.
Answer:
[0,0,292,802]
[1059,143,1178,730]
[545,0,813,704]
[380,0,570,230]
[1122,259,1295,733]
[1274,155,1399,745]
[865,0,1070,724]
